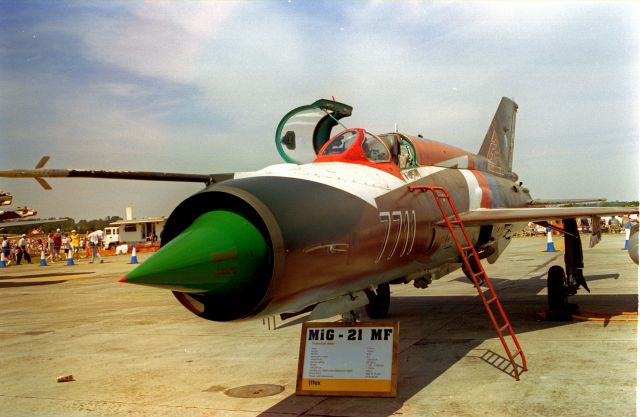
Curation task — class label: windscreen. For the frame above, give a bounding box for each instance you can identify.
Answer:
[322,130,358,156]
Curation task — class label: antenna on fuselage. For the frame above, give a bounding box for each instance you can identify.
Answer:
[394,123,398,133]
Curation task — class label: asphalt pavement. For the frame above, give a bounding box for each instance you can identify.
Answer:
[0,234,636,416]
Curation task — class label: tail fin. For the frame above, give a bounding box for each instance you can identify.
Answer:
[478,97,518,176]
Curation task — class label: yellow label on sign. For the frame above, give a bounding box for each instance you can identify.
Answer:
[300,378,392,392]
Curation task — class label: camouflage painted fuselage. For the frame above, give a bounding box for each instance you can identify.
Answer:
[125,98,534,322]
[159,146,530,321]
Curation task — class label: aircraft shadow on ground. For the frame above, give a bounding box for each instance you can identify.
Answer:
[0,271,94,280]
[257,271,637,417]
[0,271,93,288]
[0,280,67,288]
[452,273,620,291]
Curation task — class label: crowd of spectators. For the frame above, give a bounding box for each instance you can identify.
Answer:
[1,227,105,265]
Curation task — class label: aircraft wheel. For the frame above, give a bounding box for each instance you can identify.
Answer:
[547,265,566,311]
[365,283,390,319]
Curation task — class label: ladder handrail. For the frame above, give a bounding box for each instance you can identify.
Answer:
[408,185,528,380]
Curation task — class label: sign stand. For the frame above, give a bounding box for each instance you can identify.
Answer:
[295,321,399,397]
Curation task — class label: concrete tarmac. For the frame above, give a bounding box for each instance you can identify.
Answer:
[0,234,637,417]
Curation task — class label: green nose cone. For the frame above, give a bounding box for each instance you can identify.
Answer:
[123,210,268,293]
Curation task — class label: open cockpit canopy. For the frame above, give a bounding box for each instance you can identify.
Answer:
[275,99,353,164]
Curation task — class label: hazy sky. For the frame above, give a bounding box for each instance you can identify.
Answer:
[1,1,638,221]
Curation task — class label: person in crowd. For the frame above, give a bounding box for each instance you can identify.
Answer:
[8,239,17,262]
[46,233,56,264]
[70,230,80,261]
[1,236,11,266]
[87,228,104,263]
[79,235,87,258]
[26,238,35,258]
[62,233,71,261]
[16,234,31,265]
[53,228,63,261]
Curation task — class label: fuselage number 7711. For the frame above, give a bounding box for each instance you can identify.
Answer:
[375,210,417,263]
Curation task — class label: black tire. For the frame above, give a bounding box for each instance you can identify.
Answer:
[547,265,566,311]
[365,283,391,319]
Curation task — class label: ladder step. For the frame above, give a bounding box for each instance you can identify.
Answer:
[498,323,510,333]
[486,296,497,304]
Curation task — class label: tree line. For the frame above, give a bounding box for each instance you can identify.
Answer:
[566,201,639,208]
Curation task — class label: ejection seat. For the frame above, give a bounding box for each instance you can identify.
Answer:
[379,133,401,166]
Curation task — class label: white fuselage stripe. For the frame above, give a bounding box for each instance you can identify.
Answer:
[235,164,455,208]
[234,163,406,208]
[460,170,482,210]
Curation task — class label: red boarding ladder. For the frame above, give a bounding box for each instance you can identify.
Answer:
[408,185,527,380]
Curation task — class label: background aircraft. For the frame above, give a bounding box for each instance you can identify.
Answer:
[0,191,38,221]
[0,191,13,206]
[0,206,37,222]
[0,190,69,230]
[1,98,636,325]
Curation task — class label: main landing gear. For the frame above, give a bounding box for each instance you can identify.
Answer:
[364,283,391,319]
[544,218,590,321]
[342,282,391,322]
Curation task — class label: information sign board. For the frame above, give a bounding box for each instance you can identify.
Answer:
[296,321,399,397]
